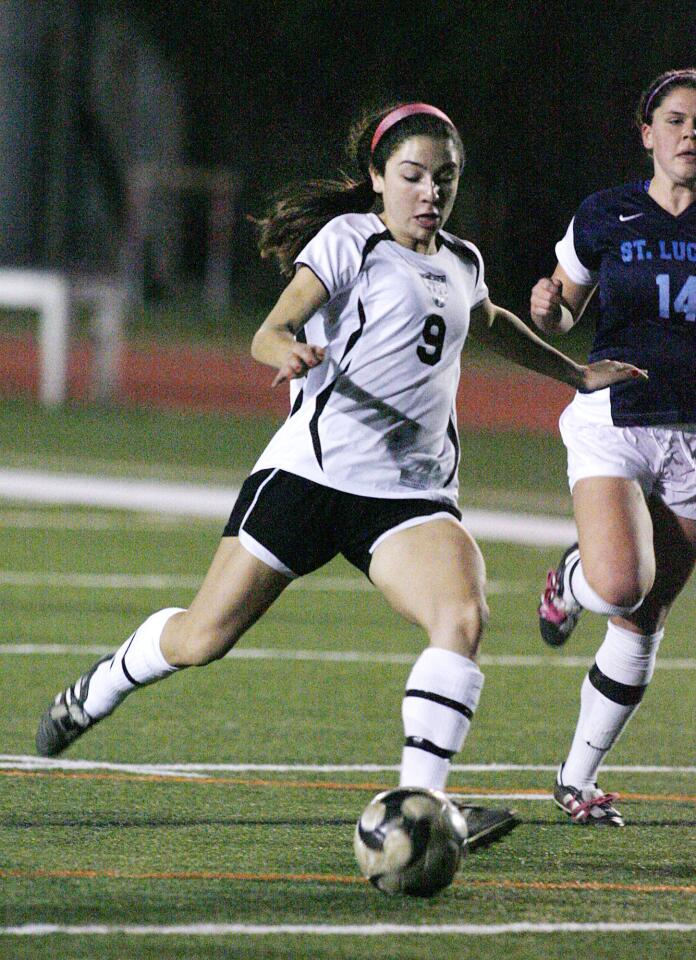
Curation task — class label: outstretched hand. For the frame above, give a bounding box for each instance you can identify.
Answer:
[580,359,648,392]
[272,343,326,387]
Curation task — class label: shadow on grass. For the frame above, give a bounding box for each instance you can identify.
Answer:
[5,817,356,829]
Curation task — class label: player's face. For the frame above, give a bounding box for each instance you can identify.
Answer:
[370,135,461,254]
[642,86,696,188]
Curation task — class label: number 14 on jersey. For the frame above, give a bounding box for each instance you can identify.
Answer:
[656,275,696,322]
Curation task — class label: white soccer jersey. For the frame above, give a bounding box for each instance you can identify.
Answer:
[254,212,488,503]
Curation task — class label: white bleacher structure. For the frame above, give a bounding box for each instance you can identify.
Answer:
[0,268,126,406]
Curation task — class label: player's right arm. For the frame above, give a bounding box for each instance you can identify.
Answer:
[530,264,596,335]
[251,265,328,386]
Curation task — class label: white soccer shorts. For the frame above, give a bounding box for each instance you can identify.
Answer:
[559,402,696,521]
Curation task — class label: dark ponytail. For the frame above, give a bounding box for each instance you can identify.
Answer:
[255,102,463,276]
[255,177,376,277]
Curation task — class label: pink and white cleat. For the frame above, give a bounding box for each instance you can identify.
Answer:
[538,543,583,647]
[553,767,624,827]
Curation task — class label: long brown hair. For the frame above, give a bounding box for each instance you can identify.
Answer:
[255,103,464,276]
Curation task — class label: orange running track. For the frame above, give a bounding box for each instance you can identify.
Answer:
[0,333,572,434]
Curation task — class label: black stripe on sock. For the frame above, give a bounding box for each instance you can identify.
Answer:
[405,688,474,720]
[588,662,646,706]
[403,736,455,759]
[120,632,142,688]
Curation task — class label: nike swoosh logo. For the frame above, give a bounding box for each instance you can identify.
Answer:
[619,213,644,221]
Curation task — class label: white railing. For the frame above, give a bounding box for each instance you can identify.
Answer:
[0,269,126,405]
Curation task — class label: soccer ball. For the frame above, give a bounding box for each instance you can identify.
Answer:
[354,787,467,897]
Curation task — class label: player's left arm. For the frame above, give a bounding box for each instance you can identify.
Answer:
[468,298,647,391]
[251,266,329,386]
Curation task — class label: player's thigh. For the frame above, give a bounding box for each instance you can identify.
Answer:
[162,537,291,663]
[572,476,655,595]
[368,517,487,635]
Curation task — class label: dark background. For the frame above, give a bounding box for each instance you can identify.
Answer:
[131,0,695,314]
[1,0,694,331]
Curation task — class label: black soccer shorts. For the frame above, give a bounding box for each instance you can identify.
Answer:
[223,468,461,579]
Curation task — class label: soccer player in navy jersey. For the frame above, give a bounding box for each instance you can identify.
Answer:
[35,102,640,851]
[534,69,696,826]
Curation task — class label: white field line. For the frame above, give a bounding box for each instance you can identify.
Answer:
[1,755,694,776]
[0,571,203,590]
[3,569,694,609]
[0,469,577,545]
[0,569,525,594]
[0,760,209,779]
[0,510,198,529]
[0,470,237,519]
[2,922,696,937]
[2,642,695,671]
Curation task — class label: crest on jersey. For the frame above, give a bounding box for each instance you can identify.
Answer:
[421,272,448,307]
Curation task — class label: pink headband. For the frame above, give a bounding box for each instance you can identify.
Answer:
[644,70,696,121]
[370,103,456,154]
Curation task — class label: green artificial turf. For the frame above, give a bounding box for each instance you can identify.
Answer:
[0,400,694,959]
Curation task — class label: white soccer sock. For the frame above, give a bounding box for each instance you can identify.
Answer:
[82,607,184,720]
[564,556,643,617]
[561,621,663,788]
[399,647,484,791]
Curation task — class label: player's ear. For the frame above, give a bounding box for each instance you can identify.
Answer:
[640,123,653,151]
[369,165,384,196]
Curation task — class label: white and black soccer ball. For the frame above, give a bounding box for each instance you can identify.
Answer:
[354,787,467,897]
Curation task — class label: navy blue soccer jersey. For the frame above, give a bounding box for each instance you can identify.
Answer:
[556,181,696,426]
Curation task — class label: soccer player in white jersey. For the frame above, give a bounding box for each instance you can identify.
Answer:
[533,69,696,826]
[36,102,642,850]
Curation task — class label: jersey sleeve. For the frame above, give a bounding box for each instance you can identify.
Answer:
[468,242,489,307]
[294,216,365,299]
[555,193,604,285]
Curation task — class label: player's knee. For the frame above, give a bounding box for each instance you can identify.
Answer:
[590,569,650,611]
[432,596,488,657]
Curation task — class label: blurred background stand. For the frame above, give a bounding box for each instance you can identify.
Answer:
[72,274,128,403]
[122,163,240,312]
